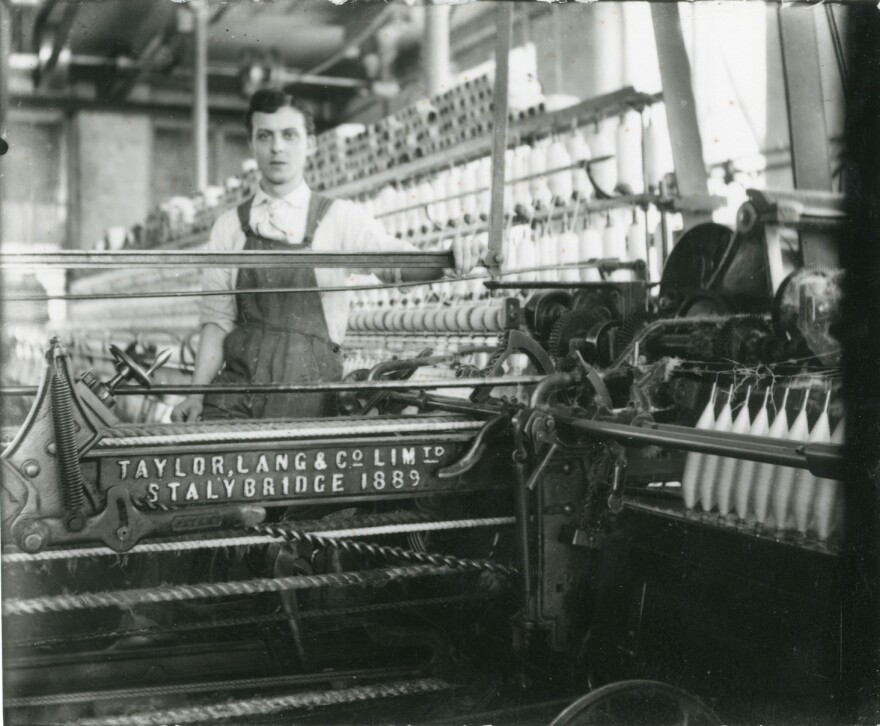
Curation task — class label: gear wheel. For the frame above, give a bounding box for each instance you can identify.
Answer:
[712,316,773,364]
[548,309,616,366]
[614,310,661,360]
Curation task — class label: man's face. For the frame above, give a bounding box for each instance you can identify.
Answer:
[249,106,312,186]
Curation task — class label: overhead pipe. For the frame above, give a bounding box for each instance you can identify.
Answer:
[9,53,366,89]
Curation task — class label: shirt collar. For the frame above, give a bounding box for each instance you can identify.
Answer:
[253,179,311,209]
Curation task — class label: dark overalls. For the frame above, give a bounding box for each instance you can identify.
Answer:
[202,193,344,420]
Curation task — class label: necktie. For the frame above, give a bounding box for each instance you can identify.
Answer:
[252,200,302,242]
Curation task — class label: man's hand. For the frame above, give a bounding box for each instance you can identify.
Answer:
[451,235,483,276]
[171,395,204,423]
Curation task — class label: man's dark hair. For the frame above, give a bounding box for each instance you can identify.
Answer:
[245,89,315,138]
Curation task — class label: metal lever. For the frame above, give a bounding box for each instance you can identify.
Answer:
[437,413,508,479]
[525,441,560,491]
[358,348,433,415]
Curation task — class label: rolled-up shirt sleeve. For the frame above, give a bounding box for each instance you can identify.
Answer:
[332,200,419,284]
[198,211,242,334]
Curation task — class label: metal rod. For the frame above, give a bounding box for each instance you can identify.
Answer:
[10,52,368,89]
[390,391,508,417]
[0,261,643,302]
[4,666,422,709]
[2,276,485,302]
[0,257,648,302]
[484,261,647,289]
[556,414,844,479]
[424,3,450,96]
[0,250,454,270]
[487,2,513,275]
[0,1,9,234]
[192,0,209,192]
[0,375,546,397]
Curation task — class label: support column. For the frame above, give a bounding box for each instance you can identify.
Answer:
[778,5,837,268]
[0,0,10,233]
[423,4,450,97]
[192,0,209,192]
[487,3,512,275]
[651,3,710,228]
[778,6,832,192]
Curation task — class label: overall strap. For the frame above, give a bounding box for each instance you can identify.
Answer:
[303,194,335,244]
[236,196,256,234]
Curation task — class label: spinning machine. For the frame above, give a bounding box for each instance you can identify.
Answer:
[0,189,849,725]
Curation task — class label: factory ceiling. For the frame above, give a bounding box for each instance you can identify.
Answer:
[7,0,466,117]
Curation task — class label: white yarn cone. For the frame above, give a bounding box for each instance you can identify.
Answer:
[813,420,845,541]
[566,129,593,199]
[517,228,538,282]
[513,146,532,215]
[717,387,752,516]
[589,122,618,193]
[626,211,646,275]
[793,392,832,535]
[578,222,603,282]
[699,386,734,512]
[558,230,580,282]
[602,215,629,282]
[753,388,791,526]
[539,231,559,281]
[547,139,574,204]
[734,388,771,520]
[772,390,810,532]
[682,384,718,509]
[529,144,553,210]
[615,110,644,194]
[644,114,665,190]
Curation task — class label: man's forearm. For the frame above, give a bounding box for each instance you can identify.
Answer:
[400,267,444,283]
[190,323,228,397]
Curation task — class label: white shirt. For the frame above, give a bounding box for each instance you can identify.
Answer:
[199,182,417,344]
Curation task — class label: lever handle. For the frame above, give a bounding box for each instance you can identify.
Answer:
[437,413,508,479]
[146,348,172,378]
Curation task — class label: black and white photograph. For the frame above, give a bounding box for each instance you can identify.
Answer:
[0,0,877,723]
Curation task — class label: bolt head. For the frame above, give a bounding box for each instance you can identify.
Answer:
[545,418,555,431]
[46,442,57,456]
[23,533,44,552]
[66,512,86,532]
[22,460,40,478]
[561,463,572,475]
[116,526,130,541]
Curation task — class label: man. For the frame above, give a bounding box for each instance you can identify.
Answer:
[172,89,480,422]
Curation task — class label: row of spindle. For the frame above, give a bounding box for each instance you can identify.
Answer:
[356,114,670,239]
[501,213,655,282]
[682,385,843,541]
